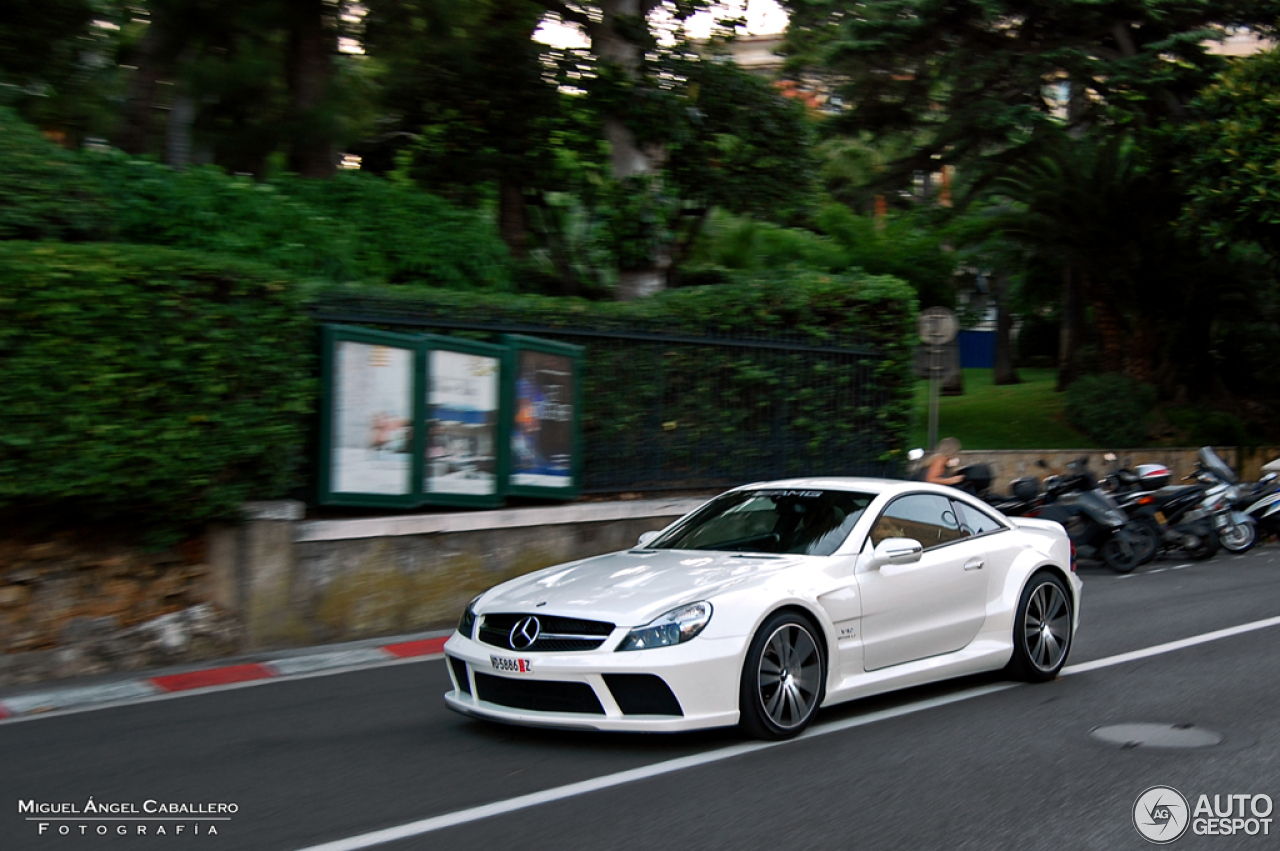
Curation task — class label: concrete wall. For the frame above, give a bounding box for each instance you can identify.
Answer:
[213,498,710,650]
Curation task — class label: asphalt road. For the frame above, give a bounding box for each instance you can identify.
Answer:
[4,546,1280,851]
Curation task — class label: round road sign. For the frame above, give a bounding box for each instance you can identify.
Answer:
[917,307,959,345]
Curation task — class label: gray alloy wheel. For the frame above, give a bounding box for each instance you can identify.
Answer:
[739,613,825,740]
[1219,517,1257,553]
[1006,573,1073,682]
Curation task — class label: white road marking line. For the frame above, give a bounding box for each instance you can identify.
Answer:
[1118,562,1192,578]
[289,614,1280,851]
[288,682,1018,851]
[1062,614,1280,676]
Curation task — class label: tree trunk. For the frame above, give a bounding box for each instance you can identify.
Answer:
[115,23,163,156]
[992,270,1022,385]
[1056,262,1085,391]
[593,0,670,300]
[286,0,335,178]
[498,181,529,261]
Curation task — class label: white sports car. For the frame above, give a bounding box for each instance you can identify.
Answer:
[443,478,1080,739]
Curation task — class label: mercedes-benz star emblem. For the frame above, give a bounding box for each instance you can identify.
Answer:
[509,616,541,650]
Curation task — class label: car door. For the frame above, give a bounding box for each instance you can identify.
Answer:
[855,492,991,671]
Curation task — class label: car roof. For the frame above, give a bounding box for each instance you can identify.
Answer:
[736,477,952,498]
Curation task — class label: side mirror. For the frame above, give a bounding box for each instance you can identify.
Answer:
[867,537,923,569]
[908,448,925,462]
[636,531,660,548]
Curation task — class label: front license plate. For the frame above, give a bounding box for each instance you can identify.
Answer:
[491,655,533,674]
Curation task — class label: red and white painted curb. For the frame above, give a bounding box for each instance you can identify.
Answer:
[0,636,447,721]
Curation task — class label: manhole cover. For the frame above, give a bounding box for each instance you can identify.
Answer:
[1090,723,1224,749]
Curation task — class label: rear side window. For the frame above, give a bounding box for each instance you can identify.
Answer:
[954,500,1006,537]
[869,494,966,550]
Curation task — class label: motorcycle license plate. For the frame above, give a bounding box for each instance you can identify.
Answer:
[1154,511,1167,525]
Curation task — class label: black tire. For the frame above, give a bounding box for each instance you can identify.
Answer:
[1133,518,1164,564]
[1100,528,1144,573]
[1125,521,1159,566]
[1005,572,1074,682]
[739,611,825,740]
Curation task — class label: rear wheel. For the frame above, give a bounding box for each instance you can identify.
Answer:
[739,612,825,740]
[1005,572,1074,682]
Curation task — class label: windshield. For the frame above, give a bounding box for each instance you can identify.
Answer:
[649,489,874,556]
[1197,446,1238,484]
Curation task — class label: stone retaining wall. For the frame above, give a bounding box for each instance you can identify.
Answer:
[946,446,1280,493]
[0,535,239,687]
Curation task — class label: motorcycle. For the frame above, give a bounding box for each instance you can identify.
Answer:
[1223,463,1280,547]
[1012,458,1157,573]
[1188,447,1257,553]
[1101,453,1220,561]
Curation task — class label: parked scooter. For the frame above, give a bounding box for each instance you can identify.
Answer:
[1208,453,1280,547]
[1189,447,1257,553]
[1013,458,1157,573]
[1101,453,1220,561]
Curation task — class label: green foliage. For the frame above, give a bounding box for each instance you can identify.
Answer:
[815,205,958,307]
[0,242,314,531]
[0,0,124,141]
[665,54,818,223]
[783,0,1280,192]
[1064,375,1157,448]
[1182,47,1280,259]
[78,151,513,289]
[685,206,957,306]
[0,107,110,241]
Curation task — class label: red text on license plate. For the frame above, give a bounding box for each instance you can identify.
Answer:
[491,655,532,673]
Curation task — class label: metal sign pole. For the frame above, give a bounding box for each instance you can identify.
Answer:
[916,307,958,453]
[928,352,940,451]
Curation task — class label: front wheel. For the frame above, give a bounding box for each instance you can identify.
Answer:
[1219,516,1257,553]
[1178,525,1219,561]
[1005,572,1074,682]
[739,612,825,740]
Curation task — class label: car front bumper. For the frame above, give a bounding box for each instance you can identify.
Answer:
[442,631,745,733]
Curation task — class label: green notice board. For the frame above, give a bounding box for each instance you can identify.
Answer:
[505,335,583,500]
[317,326,578,508]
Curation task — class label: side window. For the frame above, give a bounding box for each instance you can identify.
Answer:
[869,494,966,550]
[953,500,1006,538]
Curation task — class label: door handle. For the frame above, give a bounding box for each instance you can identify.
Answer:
[964,558,985,571]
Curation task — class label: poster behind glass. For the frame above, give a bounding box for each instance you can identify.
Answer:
[426,350,500,496]
[332,341,413,495]
[511,349,575,488]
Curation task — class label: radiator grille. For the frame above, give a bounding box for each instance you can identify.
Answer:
[474,673,605,715]
[478,613,615,652]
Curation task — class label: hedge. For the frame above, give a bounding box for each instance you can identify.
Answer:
[0,242,314,531]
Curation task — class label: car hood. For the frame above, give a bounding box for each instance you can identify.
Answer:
[476,548,806,626]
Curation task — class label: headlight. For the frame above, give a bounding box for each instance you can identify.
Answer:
[616,602,712,651]
[457,595,481,639]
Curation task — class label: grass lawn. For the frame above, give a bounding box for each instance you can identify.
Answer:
[910,368,1096,451]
